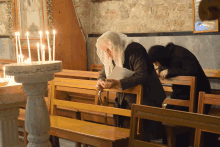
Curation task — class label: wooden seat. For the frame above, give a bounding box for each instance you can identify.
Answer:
[194,92,220,147]
[203,69,220,95]
[50,77,143,147]
[90,63,103,72]
[55,69,100,79]
[160,76,196,147]
[129,104,220,147]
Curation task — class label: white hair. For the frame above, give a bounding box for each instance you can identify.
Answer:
[96,31,133,77]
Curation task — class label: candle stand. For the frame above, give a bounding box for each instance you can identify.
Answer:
[5,61,62,147]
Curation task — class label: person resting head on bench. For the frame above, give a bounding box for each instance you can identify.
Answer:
[95,31,166,142]
[148,42,211,112]
[148,42,213,147]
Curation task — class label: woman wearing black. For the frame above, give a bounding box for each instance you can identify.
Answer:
[148,42,216,147]
[95,31,166,142]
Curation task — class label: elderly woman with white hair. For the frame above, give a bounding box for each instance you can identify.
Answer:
[95,31,166,142]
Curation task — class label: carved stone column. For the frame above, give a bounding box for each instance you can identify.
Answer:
[22,82,50,147]
[0,84,27,147]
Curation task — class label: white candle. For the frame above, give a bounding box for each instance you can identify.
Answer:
[53,30,56,61]
[37,43,40,61]
[26,31,31,61]
[46,31,51,62]
[17,32,23,63]
[15,32,19,63]
[21,55,24,63]
[39,31,43,61]
[3,66,5,80]
[42,45,45,62]
[19,55,21,63]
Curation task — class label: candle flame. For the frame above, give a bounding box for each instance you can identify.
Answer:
[37,43,39,47]
[3,66,5,71]
[17,32,20,36]
[46,31,49,35]
[53,30,56,34]
[26,31,29,36]
[15,32,17,36]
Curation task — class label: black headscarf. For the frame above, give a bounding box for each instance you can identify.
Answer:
[148,42,175,67]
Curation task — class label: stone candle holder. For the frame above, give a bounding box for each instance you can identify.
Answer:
[5,61,62,147]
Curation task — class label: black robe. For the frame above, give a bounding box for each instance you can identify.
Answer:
[149,42,212,146]
[158,43,211,112]
[99,42,166,141]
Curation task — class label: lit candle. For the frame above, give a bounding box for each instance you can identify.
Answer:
[37,43,40,61]
[3,66,5,80]
[39,31,43,61]
[18,55,21,63]
[46,31,51,62]
[42,45,45,62]
[21,55,24,63]
[26,31,31,61]
[17,32,23,63]
[15,32,19,63]
[53,30,56,61]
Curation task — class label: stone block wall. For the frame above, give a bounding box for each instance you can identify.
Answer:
[74,0,193,36]
[0,2,8,35]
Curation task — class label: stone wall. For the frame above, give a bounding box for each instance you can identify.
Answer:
[0,2,8,35]
[0,2,14,60]
[73,0,193,36]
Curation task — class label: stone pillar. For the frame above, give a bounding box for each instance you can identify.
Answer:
[22,82,51,147]
[0,107,24,147]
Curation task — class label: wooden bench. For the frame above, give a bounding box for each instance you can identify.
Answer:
[90,63,103,72]
[129,104,220,147]
[50,77,143,147]
[18,70,101,146]
[160,76,196,147]
[55,69,100,79]
[203,69,220,95]
[161,76,196,112]
[89,64,220,94]
[194,92,220,147]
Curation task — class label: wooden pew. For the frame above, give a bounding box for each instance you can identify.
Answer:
[90,63,103,71]
[194,92,220,147]
[161,76,196,112]
[18,70,101,146]
[55,69,100,79]
[160,76,196,147]
[50,77,143,147]
[203,69,220,95]
[129,104,220,147]
[89,64,220,94]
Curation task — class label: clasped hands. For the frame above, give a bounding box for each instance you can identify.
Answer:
[96,79,121,91]
[156,69,168,78]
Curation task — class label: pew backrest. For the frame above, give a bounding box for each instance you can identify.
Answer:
[55,69,100,79]
[160,76,196,112]
[90,64,103,72]
[129,104,220,147]
[50,77,143,121]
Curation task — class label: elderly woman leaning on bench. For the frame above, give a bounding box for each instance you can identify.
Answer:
[95,31,166,142]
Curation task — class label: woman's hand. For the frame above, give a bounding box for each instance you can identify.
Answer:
[100,79,121,89]
[160,69,168,78]
[95,79,104,91]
